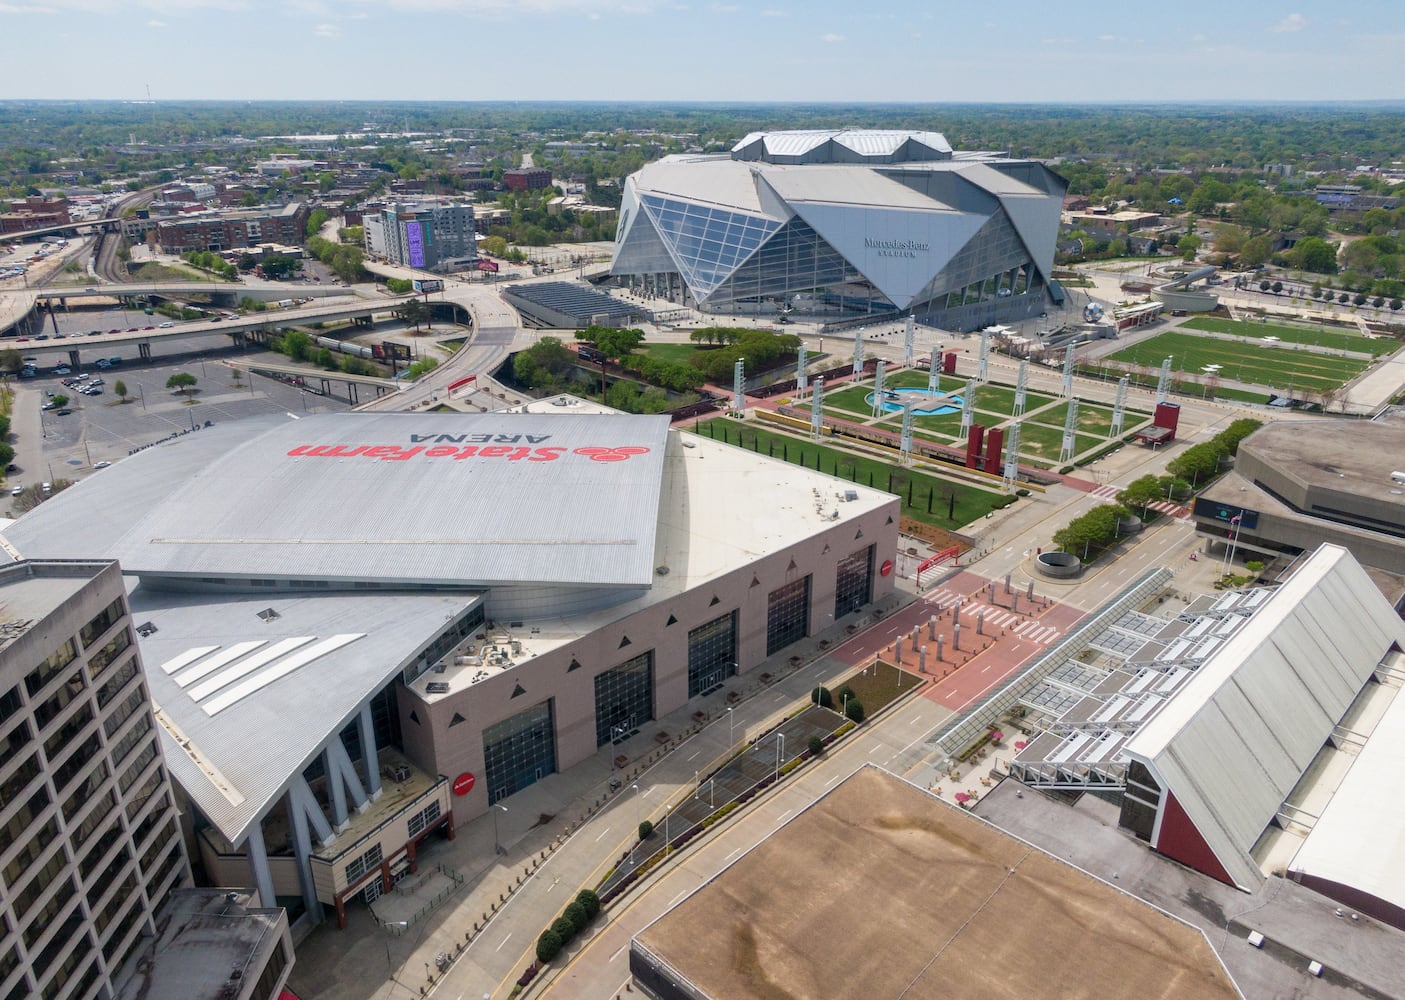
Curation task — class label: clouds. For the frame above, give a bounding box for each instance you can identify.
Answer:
[1273,12,1306,32]
[820,31,843,43]
[313,20,338,35]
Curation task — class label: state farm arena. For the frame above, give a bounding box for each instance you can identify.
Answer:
[4,406,898,930]
[610,129,1068,331]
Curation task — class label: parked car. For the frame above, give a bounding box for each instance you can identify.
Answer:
[158,321,174,328]
[53,366,70,375]
[93,461,111,470]
[9,486,21,497]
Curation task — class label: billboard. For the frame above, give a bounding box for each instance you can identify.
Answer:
[1191,498,1259,531]
[381,342,413,361]
[412,278,444,294]
[405,221,426,269]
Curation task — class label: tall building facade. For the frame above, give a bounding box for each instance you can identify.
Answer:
[0,560,190,1000]
[363,201,477,273]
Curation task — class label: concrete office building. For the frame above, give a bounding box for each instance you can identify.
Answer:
[1191,419,1405,576]
[611,129,1067,330]
[0,560,189,1000]
[5,405,897,933]
[364,201,477,273]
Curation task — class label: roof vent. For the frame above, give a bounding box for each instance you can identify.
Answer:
[257,608,281,623]
[656,566,670,576]
[136,621,158,637]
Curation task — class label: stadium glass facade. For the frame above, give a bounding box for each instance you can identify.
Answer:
[687,611,738,698]
[612,130,1068,331]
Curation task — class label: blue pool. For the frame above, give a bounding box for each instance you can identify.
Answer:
[865,387,962,416]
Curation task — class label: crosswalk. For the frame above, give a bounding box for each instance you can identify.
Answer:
[921,587,1062,645]
[1088,483,1188,518]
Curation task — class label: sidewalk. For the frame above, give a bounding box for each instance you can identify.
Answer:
[285,592,912,1000]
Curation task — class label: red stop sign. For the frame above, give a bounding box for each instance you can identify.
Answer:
[880,559,894,577]
[452,772,476,796]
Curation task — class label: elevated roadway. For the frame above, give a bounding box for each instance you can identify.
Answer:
[9,295,414,366]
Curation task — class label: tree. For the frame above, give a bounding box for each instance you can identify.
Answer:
[808,734,824,757]
[394,298,429,332]
[1290,236,1338,274]
[582,325,645,394]
[281,331,312,362]
[0,349,20,374]
[1271,280,1283,295]
[166,372,197,398]
[638,820,654,840]
[844,698,866,724]
[305,208,330,239]
[1116,474,1166,515]
[481,235,508,257]
[113,379,128,402]
[1258,279,1271,292]
[50,394,69,407]
[811,685,833,708]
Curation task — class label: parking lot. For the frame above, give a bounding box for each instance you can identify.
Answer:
[12,353,352,501]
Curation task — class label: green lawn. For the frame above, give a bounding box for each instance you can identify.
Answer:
[1034,400,1118,437]
[1014,421,1102,462]
[1105,331,1369,394]
[823,384,882,418]
[642,343,702,365]
[692,419,1012,529]
[834,661,922,715]
[1182,316,1399,357]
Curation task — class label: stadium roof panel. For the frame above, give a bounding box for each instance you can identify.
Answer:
[10,412,672,590]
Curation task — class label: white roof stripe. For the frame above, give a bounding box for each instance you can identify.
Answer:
[172,640,269,687]
[203,633,365,716]
[161,646,220,674]
[186,636,318,701]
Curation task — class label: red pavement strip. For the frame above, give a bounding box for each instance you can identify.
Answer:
[824,570,1086,712]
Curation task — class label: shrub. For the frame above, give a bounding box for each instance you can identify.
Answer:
[563,901,589,936]
[536,929,563,963]
[638,820,654,840]
[550,916,575,942]
[808,735,824,757]
[845,699,866,724]
[837,685,856,704]
[1245,560,1264,573]
[575,889,600,920]
[811,685,832,708]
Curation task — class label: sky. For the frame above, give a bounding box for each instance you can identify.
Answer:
[1,0,1403,102]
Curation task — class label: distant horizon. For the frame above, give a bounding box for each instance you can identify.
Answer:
[0,1,1401,104]
[4,98,1405,109]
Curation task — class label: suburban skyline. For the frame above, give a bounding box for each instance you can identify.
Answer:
[1,1,1403,103]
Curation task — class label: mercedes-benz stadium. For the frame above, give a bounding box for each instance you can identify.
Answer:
[610,129,1068,331]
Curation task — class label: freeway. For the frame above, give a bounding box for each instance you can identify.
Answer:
[7,294,414,363]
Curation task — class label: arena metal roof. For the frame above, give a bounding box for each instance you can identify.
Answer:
[135,585,475,846]
[1288,646,1405,923]
[1123,544,1405,890]
[8,412,672,590]
[731,129,954,163]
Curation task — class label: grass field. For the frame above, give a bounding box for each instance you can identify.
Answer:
[692,419,1011,528]
[834,661,922,716]
[1105,331,1368,393]
[1012,422,1101,462]
[1182,316,1399,357]
[1032,399,1119,437]
[642,343,699,365]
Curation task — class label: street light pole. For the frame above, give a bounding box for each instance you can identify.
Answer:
[774,733,785,782]
[727,707,735,753]
[492,803,507,855]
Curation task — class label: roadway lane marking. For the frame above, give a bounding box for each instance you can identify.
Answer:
[494,932,512,952]
[595,827,612,842]
[825,774,841,786]
[726,847,743,860]
[611,944,628,963]
[774,692,787,702]
[669,890,689,907]
[686,750,699,761]
[776,809,792,823]
[870,743,883,754]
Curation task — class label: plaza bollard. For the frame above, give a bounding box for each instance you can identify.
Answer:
[895,636,903,663]
[936,635,944,661]
[1005,572,1012,594]
[954,623,961,651]
[977,610,985,636]
[929,614,937,640]
[919,645,927,674]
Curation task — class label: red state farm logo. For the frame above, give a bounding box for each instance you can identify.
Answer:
[573,447,650,463]
[285,444,652,463]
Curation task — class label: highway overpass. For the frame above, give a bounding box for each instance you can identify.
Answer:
[9,296,419,367]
